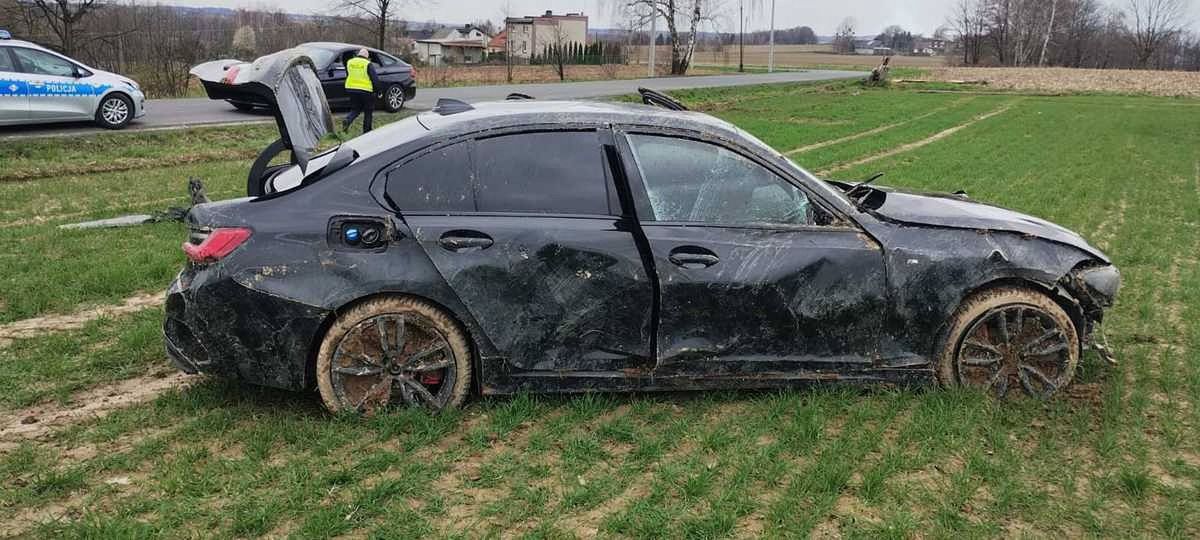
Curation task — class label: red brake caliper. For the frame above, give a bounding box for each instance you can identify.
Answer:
[420,371,443,386]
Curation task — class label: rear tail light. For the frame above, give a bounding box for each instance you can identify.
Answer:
[410,67,417,81]
[183,227,252,263]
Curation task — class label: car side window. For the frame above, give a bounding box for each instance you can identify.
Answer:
[376,53,397,66]
[0,49,16,72]
[627,134,815,226]
[386,143,474,212]
[10,48,75,77]
[473,131,610,215]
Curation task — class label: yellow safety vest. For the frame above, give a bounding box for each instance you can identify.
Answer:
[345,57,373,92]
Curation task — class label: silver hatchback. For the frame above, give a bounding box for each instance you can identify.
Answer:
[0,32,146,129]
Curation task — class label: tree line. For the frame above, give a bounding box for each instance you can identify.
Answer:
[949,0,1200,70]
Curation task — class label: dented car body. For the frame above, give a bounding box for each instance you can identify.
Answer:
[164,56,1119,411]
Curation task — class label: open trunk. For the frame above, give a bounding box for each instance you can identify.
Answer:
[191,49,333,171]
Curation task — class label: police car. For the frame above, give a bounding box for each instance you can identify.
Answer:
[0,29,146,129]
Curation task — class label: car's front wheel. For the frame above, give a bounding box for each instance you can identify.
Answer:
[937,287,1079,399]
[382,83,406,113]
[95,94,133,129]
[316,296,472,414]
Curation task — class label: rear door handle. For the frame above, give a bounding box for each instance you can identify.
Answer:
[438,230,493,252]
[668,247,720,269]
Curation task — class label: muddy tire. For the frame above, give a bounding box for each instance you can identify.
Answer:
[316,296,472,414]
[936,287,1079,399]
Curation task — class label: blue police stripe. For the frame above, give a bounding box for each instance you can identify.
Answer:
[0,78,111,97]
[0,78,27,97]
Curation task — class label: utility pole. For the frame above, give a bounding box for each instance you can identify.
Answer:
[738,2,744,72]
[768,0,776,72]
[648,5,656,77]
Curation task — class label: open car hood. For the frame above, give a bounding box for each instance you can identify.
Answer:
[190,49,333,168]
[864,186,1109,263]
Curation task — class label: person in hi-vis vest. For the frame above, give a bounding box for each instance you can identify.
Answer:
[343,48,381,134]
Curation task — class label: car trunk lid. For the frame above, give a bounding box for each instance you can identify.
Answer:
[191,49,333,169]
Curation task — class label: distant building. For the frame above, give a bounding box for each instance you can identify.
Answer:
[410,24,491,65]
[488,30,507,55]
[505,10,588,60]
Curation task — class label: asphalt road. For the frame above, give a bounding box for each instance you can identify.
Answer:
[0,69,865,140]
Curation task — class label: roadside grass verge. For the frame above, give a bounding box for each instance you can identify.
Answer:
[0,81,1197,537]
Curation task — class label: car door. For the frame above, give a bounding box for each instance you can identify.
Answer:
[321,49,352,105]
[385,129,655,374]
[0,47,30,124]
[9,47,95,121]
[618,131,888,377]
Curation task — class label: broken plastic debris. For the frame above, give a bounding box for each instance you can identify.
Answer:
[59,215,156,230]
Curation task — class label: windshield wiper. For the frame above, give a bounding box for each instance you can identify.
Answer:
[846,172,885,210]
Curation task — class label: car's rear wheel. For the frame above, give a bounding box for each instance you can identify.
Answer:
[316,297,472,414]
[382,83,405,113]
[936,287,1079,399]
[95,94,133,129]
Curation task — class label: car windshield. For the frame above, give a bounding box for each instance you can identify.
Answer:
[297,46,338,68]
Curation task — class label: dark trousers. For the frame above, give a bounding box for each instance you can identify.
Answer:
[343,89,375,133]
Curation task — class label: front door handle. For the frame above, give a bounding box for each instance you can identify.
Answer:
[438,230,493,252]
[668,246,720,269]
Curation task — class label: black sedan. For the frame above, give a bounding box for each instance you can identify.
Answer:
[167,57,1119,414]
[196,42,417,114]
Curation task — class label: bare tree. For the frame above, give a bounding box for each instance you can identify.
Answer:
[1126,0,1186,67]
[28,0,106,55]
[949,0,987,64]
[1038,0,1059,66]
[832,17,856,54]
[336,0,423,50]
[616,0,721,75]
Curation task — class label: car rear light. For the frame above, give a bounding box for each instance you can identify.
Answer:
[183,227,252,263]
[410,67,417,80]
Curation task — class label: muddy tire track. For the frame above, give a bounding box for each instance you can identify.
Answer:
[0,189,242,229]
[0,370,193,449]
[784,97,974,156]
[0,292,163,349]
[817,100,1017,176]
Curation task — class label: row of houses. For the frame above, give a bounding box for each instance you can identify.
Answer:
[853,38,948,56]
[408,11,589,65]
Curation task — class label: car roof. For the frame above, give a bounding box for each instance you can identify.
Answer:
[346,99,762,162]
[300,42,380,52]
[0,39,55,53]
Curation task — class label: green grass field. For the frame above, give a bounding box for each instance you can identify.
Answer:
[1,80,1198,538]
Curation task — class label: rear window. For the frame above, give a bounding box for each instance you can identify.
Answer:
[386,143,473,212]
[474,131,608,215]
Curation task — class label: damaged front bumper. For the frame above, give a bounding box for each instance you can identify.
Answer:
[1061,263,1122,364]
[163,266,330,391]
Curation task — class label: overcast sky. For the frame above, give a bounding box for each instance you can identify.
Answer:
[158,0,1200,36]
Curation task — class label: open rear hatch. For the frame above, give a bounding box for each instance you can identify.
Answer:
[191,49,333,179]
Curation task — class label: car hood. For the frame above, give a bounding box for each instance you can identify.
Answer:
[190,49,333,168]
[866,186,1109,263]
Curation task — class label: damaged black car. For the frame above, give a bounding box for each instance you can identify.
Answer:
[167,52,1120,413]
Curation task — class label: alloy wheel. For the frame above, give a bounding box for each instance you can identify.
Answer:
[955,304,1074,399]
[387,85,404,110]
[101,97,129,125]
[329,313,457,413]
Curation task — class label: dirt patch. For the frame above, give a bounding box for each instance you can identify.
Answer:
[1090,196,1129,252]
[785,97,973,155]
[922,67,1200,98]
[818,101,1016,175]
[0,292,163,348]
[0,370,192,448]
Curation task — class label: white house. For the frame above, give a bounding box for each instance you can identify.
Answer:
[410,25,491,65]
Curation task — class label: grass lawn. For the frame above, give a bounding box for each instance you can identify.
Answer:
[1,80,1198,538]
